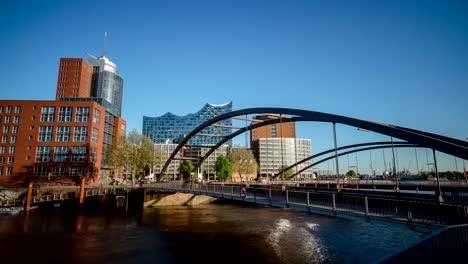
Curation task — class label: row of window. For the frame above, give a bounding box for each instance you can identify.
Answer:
[37,126,98,143]
[1,136,16,144]
[33,166,88,177]
[0,106,21,114]
[0,146,15,154]
[35,146,96,163]
[1,126,19,134]
[0,116,20,124]
[0,167,13,176]
[0,156,14,164]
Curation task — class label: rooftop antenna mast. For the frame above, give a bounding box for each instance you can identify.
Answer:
[102,32,107,57]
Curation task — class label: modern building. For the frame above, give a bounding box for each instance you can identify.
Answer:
[250,115,296,144]
[143,102,232,146]
[88,56,124,117]
[55,58,92,100]
[0,50,126,184]
[253,138,312,179]
[183,144,229,180]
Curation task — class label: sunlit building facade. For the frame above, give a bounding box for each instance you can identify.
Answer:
[142,102,232,146]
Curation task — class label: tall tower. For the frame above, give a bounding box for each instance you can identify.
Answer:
[55,58,92,100]
[88,33,124,117]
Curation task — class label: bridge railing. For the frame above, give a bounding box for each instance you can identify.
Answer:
[147,182,468,226]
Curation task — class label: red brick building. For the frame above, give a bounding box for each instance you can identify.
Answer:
[0,56,126,185]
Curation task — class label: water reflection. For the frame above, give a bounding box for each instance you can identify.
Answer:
[0,203,421,263]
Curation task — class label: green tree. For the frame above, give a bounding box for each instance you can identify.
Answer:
[111,129,159,186]
[278,165,293,180]
[228,148,258,180]
[179,160,194,180]
[215,155,232,181]
[345,170,357,178]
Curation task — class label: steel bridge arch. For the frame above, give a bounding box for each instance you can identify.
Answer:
[159,108,468,179]
[289,144,419,179]
[272,141,415,179]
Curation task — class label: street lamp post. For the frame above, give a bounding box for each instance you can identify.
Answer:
[433,149,444,203]
[390,137,399,192]
[332,123,340,190]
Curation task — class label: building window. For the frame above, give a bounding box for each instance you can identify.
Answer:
[75,107,90,122]
[71,146,87,162]
[41,107,55,122]
[13,116,20,123]
[90,147,96,162]
[58,107,72,122]
[33,166,48,176]
[9,146,15,154]
[36,146,51,162]
[70,167,84,176]
[15,106,21,113]
[0,157,4,164]
[0,167,2,175]
[3,126,8,133]
[54,146,69,162]
[12,126,18,133]
[0,146,5,154]
[38,126,53,142]
[0,106,3,113]
[4,116,10,123]
[30,126,34,130]
[6,167,12,176]
[53,167,66,176]
[93,109,100,124]
[73,126,88,142]
[6,106,12,113]
[10,136,16,144]
[26,156,30,161]
[27,146,31,150]
[1,136,6,143]
[28,136,33,140]
[7,156,14,164]
[92,128,98,143]
[56,126,71,142]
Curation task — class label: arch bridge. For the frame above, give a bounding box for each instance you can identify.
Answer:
[159,107,468,180]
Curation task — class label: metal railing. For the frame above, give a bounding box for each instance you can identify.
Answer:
[376,224,468,263]
[147,182,468,226]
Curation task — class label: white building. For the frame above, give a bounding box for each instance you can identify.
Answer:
[256,138,312,179]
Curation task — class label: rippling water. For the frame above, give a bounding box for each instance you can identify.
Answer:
[0,201,421,263]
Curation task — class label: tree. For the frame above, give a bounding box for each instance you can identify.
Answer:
[345,170,357,178]
[228,148,258,180]
[110,129,159,186]
[179,160,194,180]
[278,165,293,180]
[215,155,232,181]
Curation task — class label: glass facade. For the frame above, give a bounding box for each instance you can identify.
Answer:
[92,71,123,117]
[143,102,233,145]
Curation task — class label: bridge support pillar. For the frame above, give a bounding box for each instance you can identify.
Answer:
[79,177,85,206]
[24,182,33,211]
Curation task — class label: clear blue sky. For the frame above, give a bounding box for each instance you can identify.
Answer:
[1,0,467,173]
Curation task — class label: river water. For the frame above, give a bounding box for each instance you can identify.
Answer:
[0,201,422,263]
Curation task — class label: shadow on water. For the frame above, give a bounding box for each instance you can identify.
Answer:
[0,199,422,264]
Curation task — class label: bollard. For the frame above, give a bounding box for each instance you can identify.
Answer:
[79,177,85,206]
[269,189,272,206]
[286,190,289,208]
[25,182,33,211]
[307,192,311,215]
[332,193,337,216]
[364,195,369,221]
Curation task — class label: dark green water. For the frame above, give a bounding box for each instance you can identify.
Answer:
[0,201,421,263]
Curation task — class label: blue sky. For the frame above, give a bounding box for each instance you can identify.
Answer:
[1,0,467,173]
